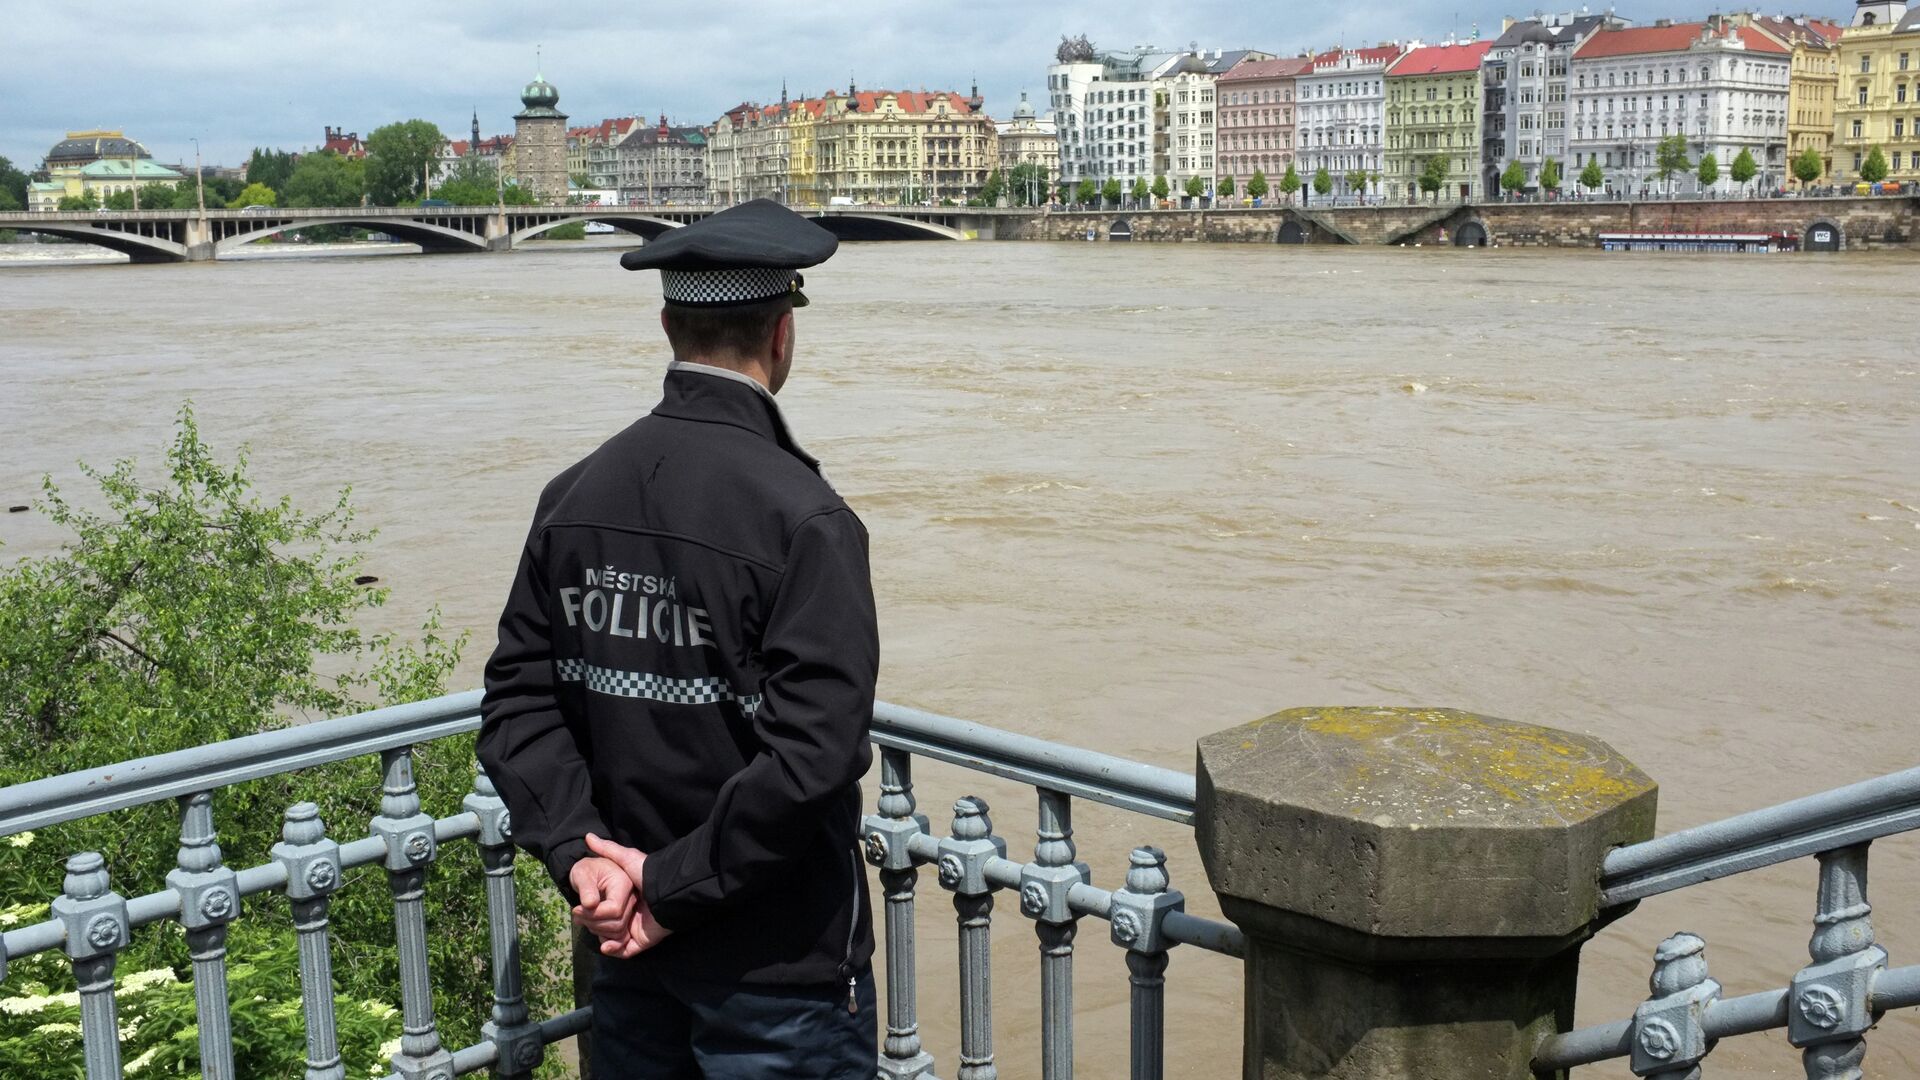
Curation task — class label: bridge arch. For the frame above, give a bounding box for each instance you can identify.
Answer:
[1453,219,1490,247]
[1108,218,1134,242]
[5,223,189,263]
[809,213,964,241]
[1276,220,1307,244]
[510,214,684,244]
[215,217,490,255]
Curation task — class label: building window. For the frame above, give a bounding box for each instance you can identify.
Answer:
[1859,85,1870,105]
[1854,119,1865,138]
[1861,56,1872,74]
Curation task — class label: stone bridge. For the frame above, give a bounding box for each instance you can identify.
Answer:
[0,204,1030,263]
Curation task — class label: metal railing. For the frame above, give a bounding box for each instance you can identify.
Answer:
[0,691,1241,1080]
[1534,765,1920,1077]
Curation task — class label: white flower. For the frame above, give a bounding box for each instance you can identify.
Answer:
[361,1000,399,1021]
[119,968,179,993]
[31,1021,80,1037]
[5,831,33,848]
[126,1044,162,1076]
[0,989,80,1015]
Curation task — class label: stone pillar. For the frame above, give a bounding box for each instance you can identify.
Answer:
[1194,707,1657,1080]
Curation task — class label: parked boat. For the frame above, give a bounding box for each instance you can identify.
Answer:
[1597,231,1797,253]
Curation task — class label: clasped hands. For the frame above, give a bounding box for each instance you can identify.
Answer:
[569,833,673,959]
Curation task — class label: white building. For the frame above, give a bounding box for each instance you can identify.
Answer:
[1481,12,1627,194]
[1295,44,1409,200]
[1154,50,1268,196]
[1569,17,1792,195]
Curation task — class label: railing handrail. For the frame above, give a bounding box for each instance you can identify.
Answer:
[0,691,1198,835]
[1598,761,1920,906]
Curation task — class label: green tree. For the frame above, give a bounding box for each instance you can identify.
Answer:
[1218,174,1235,199]
[1075,178,1097,204]
[980,168,1006,205]
[103,190,136,211]
[365,120,448,205]
[0,187,18,212]
[1792,146,1823,189]
[1279,165,1301,203]
[1539,158,1562,192]
[1580,158,1606,191]
[1150,174,1169,200]
[1183,174,1207,200]
[1101,177,1123,205]
[57,192,100,212]
[432,157,505,207]
[1344,168,1368,200]
[1418,156,1449,199]
[283,150,367,208]
[206,177,246,206]
[228,182,277,209]
[0,155,29,210]
[1248,169,1270,201]
[1008,162,1049,206]
[1861,145,1889,183]
[1654,134,1690,195]
[569,171,591,189]
[1500,159,1528,197]
[1131,176,1150,203]
[0,409,568,1075]
[1312,166,1333,199]
[245,148,298,193]
[1730,147,1758,191]
[1696,151,1720,190]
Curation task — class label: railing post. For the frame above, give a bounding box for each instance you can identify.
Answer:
[272,803,346,1080]
[1788,843,1886,1080]
[1109,846,1183,1080]
[938,796,1007,1080]
[51,852,128,1080]
[1629,933,1720,1079]
[465,766,545,1079]
[862,748,935,1079]
[1020,789,1090,1080]
[370,747,454,1080]
[1194,707,1658,1080]
[166,792,241,1080]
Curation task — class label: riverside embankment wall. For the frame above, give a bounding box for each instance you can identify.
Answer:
[998,196,1919,250]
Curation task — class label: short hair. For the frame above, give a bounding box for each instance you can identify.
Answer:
[661,297,792,360]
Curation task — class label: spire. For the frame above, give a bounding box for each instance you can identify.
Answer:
[471,110,480,154]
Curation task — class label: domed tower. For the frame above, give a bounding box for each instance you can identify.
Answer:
[513,70,569,204]
[1013,92,1036,123]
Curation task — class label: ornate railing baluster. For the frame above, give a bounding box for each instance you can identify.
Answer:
[1629,933,1720,1079]
[369,747,454,1080]
[166,792,241,1080]
[1109,846,1183,1080]
[272,802,346,1080]
[464,767,544,1079]
[1020,789,1090,1080]
[52,852,129,1080]
[863,747,935,1079]
[938,796,1006,1080]
[1789,843,1887,1080]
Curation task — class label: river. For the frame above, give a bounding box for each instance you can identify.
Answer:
[2,237,1917,1076]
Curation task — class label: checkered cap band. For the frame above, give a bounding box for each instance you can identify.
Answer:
[555,658,763,715]
[660,267,796,307]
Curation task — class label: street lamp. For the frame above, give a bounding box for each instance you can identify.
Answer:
[191,138,206,218]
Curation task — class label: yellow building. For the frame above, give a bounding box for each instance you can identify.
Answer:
[28,130,186,210]
[1832,4,1920,186]
[1743,15,1845,183]
[787,95,822,205]
[1384,41,1492,201]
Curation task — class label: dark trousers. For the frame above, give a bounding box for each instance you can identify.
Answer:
[590,957,877,1079]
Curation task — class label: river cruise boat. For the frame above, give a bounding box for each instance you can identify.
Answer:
[1597,231,1798,254]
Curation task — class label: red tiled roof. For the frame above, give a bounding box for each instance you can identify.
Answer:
[1309,44,1405,72]
[1575,22,1788,59]
[1752,16,1845,47]
[1219,56,1314,82]
[1388,40,1493,76]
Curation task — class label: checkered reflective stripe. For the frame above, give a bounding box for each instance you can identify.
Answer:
[555,658,763,715]
[660,267,793,306]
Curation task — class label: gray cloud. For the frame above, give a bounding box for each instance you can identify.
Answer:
[5,2,1846,169]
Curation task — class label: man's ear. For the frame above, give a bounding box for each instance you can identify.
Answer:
[771,310,794,360]
[659,308,669,335]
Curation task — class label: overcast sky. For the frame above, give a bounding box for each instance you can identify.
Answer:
[5,2,1849,169]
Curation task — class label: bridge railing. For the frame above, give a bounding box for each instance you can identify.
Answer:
[0,691,1241,1080]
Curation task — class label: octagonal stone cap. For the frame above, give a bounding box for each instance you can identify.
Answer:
[1196,707,1656,943]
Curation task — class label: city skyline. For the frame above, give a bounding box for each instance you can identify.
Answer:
[2,1,1854,169]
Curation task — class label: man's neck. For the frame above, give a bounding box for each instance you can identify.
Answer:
[673,354,773,392]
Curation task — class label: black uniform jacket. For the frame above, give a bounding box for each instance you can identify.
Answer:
[478,363,878,987]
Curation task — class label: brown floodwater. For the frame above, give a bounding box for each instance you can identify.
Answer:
[2,237,1917,1077]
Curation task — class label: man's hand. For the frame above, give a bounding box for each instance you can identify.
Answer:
[584,833,675,958]
[568,850,637,943]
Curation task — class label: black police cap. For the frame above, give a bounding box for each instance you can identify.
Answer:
[620,199,838,308]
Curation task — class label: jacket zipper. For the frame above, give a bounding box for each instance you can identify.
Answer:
[843,845,861,1014]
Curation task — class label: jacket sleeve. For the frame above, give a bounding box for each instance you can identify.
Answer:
[641,507,879,930]
[477,518,609,897]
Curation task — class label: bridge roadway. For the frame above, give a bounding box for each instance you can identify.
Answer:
[0,203,1034,263]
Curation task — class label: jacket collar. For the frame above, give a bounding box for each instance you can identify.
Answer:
[654,361,823,475]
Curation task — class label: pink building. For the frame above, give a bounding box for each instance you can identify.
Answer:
[1215,57,1314,197]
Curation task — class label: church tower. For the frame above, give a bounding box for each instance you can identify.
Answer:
[513,70,569,203]
[1851,0,1907,27]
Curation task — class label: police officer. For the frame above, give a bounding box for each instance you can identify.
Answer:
[478,199,879,1079]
